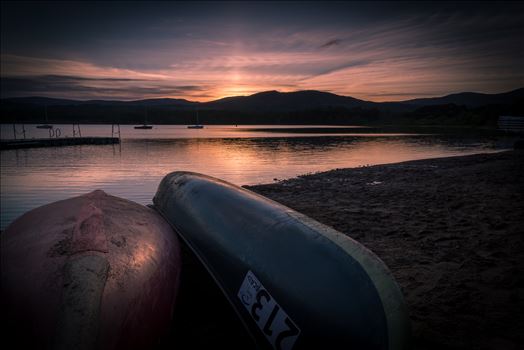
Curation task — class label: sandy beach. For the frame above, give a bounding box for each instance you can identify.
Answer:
[247,150,524,350]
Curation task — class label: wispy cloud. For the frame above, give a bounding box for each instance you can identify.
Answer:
[0,54,168,81]
[0,75,208,100]
[319,38,342,49]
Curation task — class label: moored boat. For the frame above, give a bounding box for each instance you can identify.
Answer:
[37,106,53,129]
[134,106,153,129]
[187,108,204,129]
[36,124,53,129]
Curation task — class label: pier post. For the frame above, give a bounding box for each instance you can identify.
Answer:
[111,124,121,141]
[73,124,82,137]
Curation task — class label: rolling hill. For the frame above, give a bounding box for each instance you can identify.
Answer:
[1,87,522,126]
[403,88,524,107]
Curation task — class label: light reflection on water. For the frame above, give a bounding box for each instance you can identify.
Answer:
[0,124,509,229]
[1,124,417,140]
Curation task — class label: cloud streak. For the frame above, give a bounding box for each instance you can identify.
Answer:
[319,39,342,49]
[0,75,208,100]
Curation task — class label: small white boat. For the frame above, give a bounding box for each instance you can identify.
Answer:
[37,106,53,129]
[135,107,153,129]
[36,124,53,129]
[187,109,204,129]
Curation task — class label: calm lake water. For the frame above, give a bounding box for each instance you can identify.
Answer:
[0,124,511,229]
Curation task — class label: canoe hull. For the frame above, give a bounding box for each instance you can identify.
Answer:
[153,171,410,350]
[1,190,181,350]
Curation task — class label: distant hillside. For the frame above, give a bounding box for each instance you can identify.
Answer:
[403,88,524,107]
[1,88,522,126]
[2,96,85,106]
[204,90,376,111]
[4,96,196,107]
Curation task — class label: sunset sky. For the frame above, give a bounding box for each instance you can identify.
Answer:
[1,1,523,102]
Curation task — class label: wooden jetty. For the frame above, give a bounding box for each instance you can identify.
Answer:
[0,137,120,150]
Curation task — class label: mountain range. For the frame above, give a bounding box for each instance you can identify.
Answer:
[4,87,523,109]
[1,88,523,126]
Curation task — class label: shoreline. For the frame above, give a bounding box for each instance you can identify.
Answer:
[247,150,523,350]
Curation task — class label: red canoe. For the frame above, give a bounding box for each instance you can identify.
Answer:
[1,190,182,350]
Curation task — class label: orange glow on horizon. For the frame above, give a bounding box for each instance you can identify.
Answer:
[1,50,522,103]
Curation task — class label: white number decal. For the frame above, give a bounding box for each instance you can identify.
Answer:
[238,271,300,350]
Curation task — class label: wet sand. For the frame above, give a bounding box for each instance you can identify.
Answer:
[247,150,524,350]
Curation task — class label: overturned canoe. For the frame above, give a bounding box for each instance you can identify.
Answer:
[153,172,410,350]
[1,190,182,350]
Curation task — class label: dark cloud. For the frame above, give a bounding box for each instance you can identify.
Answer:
[319,39,342,49]
[306,60,371,80]
[0,75,206,100]
[43,75,147,82]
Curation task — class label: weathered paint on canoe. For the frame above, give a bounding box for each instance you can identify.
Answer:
[1,190,181,350]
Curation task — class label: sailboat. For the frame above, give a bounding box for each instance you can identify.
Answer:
[187,109,204,129]
[134,107,153,129]
[36,106,53,129]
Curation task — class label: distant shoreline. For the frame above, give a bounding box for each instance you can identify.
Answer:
[0,122,510,133]
[248,150,524,349]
